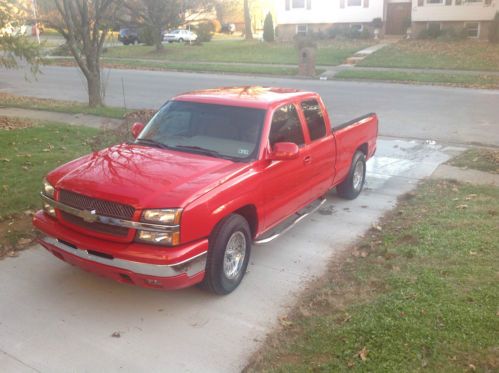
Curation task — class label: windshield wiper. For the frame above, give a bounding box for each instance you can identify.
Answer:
[171,145,235,160]
[134,138,170,149]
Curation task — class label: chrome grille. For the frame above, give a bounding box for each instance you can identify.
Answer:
[59,190,135,219]
[61,212,129,237]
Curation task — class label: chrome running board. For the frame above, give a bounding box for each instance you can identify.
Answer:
[254,198,326,245]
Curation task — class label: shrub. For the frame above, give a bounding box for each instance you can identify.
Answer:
[437,27,467,41]
[372,17,383,29]
[211,19,222,33]
[489,11,499,43]
[327,27,371,40]
[139,26,154,46]
[263,12,274,42]
[418,23,442,39]
[194,22,214,43]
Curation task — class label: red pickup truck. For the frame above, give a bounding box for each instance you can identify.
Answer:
[33,87,378,294]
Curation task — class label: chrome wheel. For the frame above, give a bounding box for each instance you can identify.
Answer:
[223,231,247,280]
[352,160,365,192]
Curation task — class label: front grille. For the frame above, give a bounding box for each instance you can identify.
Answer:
[59,190,135,219]
[61,211,129,237]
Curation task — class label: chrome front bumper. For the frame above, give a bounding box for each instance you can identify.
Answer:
[40,235,207,278]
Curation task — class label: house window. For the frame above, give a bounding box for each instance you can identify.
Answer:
[347,0,362,6]
[426,0,444,4]
[296,24,308,36]
[286,0,311,10]
[464,22,480,38]
[292,0,305,8]
[465,0,482,3]
[350,24,364,32]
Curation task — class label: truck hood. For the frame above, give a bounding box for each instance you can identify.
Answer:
[51,143,249,209]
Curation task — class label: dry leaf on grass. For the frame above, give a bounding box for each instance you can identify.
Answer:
[358,346,368,361]
[456,204,468,209]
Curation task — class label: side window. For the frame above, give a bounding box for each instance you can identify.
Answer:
[269,104,305,147]
[301,99,326,141]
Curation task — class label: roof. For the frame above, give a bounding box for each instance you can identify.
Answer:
[173,86,317,109]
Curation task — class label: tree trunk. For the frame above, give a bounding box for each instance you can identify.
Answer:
[153,24,164,52]
[244,0,253,40]
[87,72,102,107]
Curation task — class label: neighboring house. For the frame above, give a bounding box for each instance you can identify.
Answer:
[411,0,499,39]
[275,0,498,40]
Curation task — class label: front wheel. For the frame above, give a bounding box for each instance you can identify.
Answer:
[178,38,184,43]
[336,151,366,200]
[201,214,251,295]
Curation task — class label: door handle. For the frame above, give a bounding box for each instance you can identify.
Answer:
[303,156,312,165]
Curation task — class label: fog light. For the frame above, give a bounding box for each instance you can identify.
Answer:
[43,202,56,217]
[136,230,180,246]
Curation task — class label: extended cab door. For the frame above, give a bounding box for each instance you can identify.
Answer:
[261,103,312,231]
[298,98,336,197]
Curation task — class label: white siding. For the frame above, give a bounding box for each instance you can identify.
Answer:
[275,0,385,25]
[412,0,499,22]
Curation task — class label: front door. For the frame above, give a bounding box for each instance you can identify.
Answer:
[385,3,411,35]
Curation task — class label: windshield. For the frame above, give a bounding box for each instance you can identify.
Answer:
[137,101,266,161]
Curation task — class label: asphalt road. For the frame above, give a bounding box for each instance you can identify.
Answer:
[0,139,464,372]
[1,65,498,146]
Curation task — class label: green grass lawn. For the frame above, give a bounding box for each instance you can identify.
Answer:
[247,180,499,372]
[102,40,372,66]
[101,58,302,76]
[0,93,127,119]
[447,148,499,174]
[358,40,499,72]
[0,122,115,219]
[335,69,499,89]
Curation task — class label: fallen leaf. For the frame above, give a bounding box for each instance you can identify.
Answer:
[0,158,10,162]
[279,316,293,328]
[22,166,30,171]
[7,251,18,257]
[358,347,368,361]
[468,364,476,371]
[456,204,468,209]
[451,187,459,192]
[347,360,355,368]
[372,224,382,232]
[16,238,32,247]
[111,331,121,338]
[469,251,477,256]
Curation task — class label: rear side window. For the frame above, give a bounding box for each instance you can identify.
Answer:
[269,104,305,147]
[301,99,326,141]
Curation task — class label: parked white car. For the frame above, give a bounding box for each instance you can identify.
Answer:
[163,29,197,43]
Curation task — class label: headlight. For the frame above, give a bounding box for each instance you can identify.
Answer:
[136,230,180,246]
[42,178,55,198]
[141,209,182,225]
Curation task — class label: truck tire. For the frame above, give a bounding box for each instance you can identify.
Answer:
[336,151,366,200]
[201,214,251,295]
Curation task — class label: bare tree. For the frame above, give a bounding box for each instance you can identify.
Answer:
[47,1,117,107]
[243,0,252,40]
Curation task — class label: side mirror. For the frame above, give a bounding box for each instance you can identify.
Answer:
[270,142,299,161]
[131,122,145,139]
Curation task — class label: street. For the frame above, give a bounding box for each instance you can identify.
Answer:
[1,65,498,146]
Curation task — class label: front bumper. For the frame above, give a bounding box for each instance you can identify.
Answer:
[33,211,208,290]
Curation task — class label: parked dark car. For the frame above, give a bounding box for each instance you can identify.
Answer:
[221,23,236,34]
[118,28,140,45]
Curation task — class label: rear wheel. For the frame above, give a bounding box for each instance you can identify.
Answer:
[201,214,251,295]
[336,151,366,200]
[178,38,184,43]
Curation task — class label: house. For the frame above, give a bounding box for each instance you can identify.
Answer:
[274,0,498,40]
[411,0,499,39]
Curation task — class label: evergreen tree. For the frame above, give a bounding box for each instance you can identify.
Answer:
[263,12,274,42]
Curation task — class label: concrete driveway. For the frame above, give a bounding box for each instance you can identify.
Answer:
[0,138,463,372]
